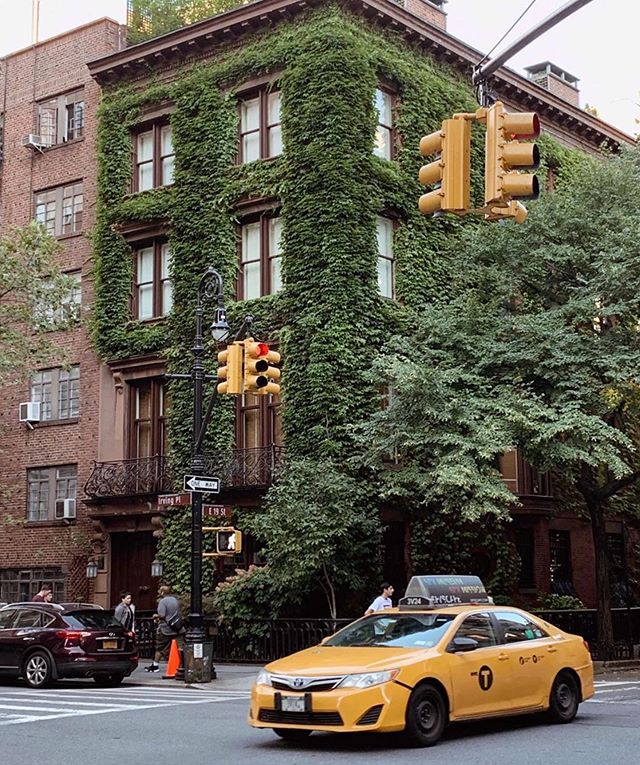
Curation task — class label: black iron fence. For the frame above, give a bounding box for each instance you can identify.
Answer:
[133,607,640,663]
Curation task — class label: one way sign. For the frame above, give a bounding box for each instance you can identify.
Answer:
[183,475,221,493]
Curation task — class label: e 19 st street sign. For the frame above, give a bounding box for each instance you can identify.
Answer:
[203,505,232,519]
[183,475,221,493]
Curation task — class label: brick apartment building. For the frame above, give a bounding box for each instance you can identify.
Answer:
[0,19,125,605]
[0,0,636,613]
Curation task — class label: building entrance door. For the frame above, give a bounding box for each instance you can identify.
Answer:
[110,532,156,612]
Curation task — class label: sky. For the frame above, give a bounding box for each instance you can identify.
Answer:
[0,0,637,137]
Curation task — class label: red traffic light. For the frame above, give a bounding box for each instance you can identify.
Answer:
[255,342,269,357]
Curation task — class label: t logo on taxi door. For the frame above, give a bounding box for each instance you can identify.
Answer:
[478,665,493,691]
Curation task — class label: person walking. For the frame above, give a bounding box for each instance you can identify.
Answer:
[364,582,394,615]
[146,584,183,673]
[114,591,136,632]
[32,584,52,603]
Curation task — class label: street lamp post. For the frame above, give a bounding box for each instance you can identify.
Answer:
[183,267,229,681]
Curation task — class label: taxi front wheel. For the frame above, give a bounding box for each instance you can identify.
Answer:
[548,671,579,723]
[404,683,447,747]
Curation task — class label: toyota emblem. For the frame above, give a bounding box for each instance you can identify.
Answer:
[293,677,305,689]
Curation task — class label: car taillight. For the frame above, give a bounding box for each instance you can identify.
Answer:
[583,639,590,653]
[56,630,91,646]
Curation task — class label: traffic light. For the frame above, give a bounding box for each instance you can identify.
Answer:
[216,528,242,554]
[243,338,281,395]
[418,117,471,216]
[217,341,244,395]
[484,101,540,222]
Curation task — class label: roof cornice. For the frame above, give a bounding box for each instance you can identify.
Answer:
[87,0,634,150]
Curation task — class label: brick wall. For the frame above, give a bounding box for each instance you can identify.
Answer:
[0,20,123,601]
[400,0,446,30]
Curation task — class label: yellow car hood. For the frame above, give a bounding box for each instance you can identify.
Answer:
[265,645,437,675]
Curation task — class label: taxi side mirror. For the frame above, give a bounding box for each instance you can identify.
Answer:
[449,636,479,653]
[319,636,330,645]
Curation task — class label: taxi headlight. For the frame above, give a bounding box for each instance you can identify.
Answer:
[338,669,399,689]
[255,669,272,686]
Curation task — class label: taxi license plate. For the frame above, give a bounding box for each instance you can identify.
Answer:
[102,640,118,650]
[281,695,306,713]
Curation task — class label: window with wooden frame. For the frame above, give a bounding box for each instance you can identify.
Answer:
[133,122,174,192]
[376,216,395,299]
[128,378,168,459]
[35,271,82,327]
[37,89,85,147]
[237,392,282,451]
[27,465,77,522]
[238,213,282,299]
[34,182,83,237]
[30,365,80,421]
[238,87,282,164]
[373,87,394,160]
[133,241,173,320]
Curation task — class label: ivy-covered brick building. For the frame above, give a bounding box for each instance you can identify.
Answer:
[83,0,634,612]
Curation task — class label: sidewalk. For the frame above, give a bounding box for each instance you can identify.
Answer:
[128,659,260,691]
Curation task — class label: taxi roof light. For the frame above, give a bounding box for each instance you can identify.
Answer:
[399,575,491,610]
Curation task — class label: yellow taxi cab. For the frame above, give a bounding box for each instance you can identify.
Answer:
[248,575,594,746]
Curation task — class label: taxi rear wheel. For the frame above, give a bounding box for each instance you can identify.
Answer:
[273,728,312,741]
[548,671,579,723]
[404,683,447,747]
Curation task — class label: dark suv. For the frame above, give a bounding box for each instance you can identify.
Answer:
[0,602,138,688]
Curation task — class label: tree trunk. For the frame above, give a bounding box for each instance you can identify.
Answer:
[320,563,337,621]
[584,493,614,658]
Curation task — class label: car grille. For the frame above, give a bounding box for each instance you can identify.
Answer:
[259,709,343,726]
[270,674,344,692]
[356,705,383,726]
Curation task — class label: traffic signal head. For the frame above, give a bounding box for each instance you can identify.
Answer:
[484,102,540,218]
[217,341,243,395]
[216,529,242,554]
[418,117,471,216]
[243,338,281,395]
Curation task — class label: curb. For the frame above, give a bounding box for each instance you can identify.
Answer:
[594,659,640,674]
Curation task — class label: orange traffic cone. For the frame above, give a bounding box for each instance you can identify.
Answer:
[163,639,180,679]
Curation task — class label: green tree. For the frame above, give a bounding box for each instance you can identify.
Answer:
[127,0,245,44]
[243,458,380,620]
[0,223,77,387]
[357,144,640,655]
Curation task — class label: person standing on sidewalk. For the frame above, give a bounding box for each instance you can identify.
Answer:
[146,585,183,673]
[364,582,394,615]
[114,591,136,632]
[32,584,52,603]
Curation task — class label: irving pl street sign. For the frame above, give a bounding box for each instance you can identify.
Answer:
[157,493,191,507]
[183,475,221,493]
[203,505,232,519]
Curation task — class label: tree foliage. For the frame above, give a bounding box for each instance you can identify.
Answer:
[126,0,245,44]
[0,223,77,387]
[361,144,640,653]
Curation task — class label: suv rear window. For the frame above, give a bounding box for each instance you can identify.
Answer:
[63,611,123,629]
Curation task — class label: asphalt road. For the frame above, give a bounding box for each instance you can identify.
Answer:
[1,671,640,765]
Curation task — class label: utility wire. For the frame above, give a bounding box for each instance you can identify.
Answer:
[477,0,539,68]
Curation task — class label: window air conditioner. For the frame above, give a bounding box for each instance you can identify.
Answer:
[22,134,46,151]
[19,401,41,422]
[55,498,76,520]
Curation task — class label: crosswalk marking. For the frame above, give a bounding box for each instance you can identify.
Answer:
[0,684,249,727]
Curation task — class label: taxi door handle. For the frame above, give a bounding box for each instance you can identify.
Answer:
[498,652,509,661]
[547,646,558,653]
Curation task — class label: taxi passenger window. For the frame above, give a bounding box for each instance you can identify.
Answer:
[495,611,548,643]
[454,613,497,648]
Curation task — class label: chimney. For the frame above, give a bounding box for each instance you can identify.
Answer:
[525,62,580,108]
[391,0,447,31]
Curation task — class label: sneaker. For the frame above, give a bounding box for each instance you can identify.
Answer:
[145,664,160,673]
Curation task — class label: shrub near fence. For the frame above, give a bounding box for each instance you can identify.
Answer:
[133,608,640,663]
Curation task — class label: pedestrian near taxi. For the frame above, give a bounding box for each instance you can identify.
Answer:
[146,585,183,673]
[114,591,136,632]
[365,582,394,615]
[32,584,52,603]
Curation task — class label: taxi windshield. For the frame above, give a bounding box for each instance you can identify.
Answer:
[324,613,455,649]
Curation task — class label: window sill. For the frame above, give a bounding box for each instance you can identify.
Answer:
[55,231,84,242]
[42,137,85,152]
[26,519,76,528]
[33,417,79,428]
[125,183,175,197]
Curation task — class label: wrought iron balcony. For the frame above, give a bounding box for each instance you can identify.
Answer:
[84,455,172,499]
[84,447,284,500]
[206,446,284,489]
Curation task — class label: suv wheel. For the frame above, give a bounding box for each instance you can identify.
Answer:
[24,651,55,689]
